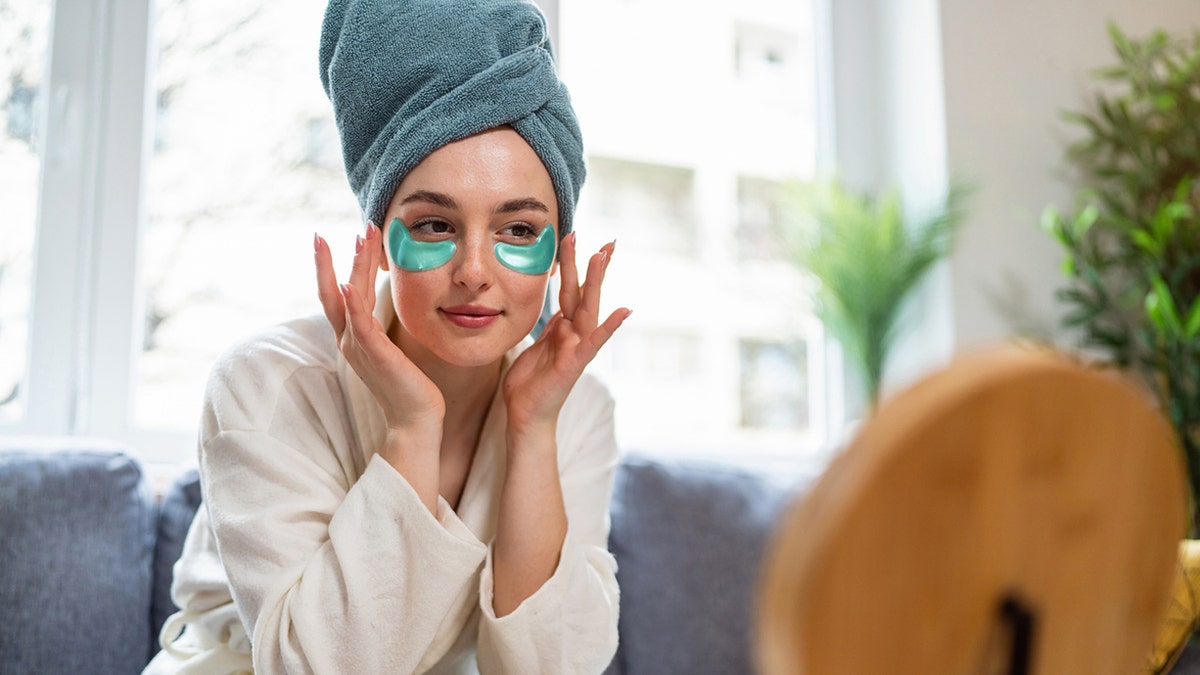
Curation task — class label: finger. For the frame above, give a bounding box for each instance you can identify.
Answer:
[315,234,346,336]
[340,282,378,366]
[364,221,380,309]
[558,232,580,320]
[534,311,564,344]
[575,243,612,330]
[586,307,632,354]
[348,228,374,310]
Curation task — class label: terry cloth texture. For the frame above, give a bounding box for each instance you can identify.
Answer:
[320,0,586,235]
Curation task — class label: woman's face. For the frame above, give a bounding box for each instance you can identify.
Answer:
[381,127,559,369]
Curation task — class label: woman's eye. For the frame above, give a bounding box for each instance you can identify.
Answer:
[411,219,453,237]
[501,223,538,240]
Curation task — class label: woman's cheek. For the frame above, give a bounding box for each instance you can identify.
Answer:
[390,269,440,329]
[508,272,552,329]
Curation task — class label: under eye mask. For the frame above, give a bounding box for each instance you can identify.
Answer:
[495,225,556,275]
[386,218,557,275]
[387,218,456,271]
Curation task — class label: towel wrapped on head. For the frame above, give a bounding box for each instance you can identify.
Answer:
[319,0,585,235]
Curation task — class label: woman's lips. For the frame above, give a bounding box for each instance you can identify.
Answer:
[440,305,501,329]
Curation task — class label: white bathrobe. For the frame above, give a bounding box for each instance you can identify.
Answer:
[144,294,621,674]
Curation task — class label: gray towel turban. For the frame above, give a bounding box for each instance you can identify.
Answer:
[319,0,586,235]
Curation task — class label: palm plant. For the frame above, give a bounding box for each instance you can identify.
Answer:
[1044,24,1200,532]
[784,179,971,410]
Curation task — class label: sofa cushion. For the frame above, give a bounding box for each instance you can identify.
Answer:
[151,468,202,653]
[604,454,814,675]
[0,439,157,675]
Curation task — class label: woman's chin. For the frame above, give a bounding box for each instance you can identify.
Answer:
[437,352,505,369]
[427,339,516,370]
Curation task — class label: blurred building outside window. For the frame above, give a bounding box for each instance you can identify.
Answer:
[562,0,826,463]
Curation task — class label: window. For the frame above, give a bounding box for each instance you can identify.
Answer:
[740,339,809,429]
[4,0,833,469]
[737,176,790,262]
[0,0,50,423]
[138,0,360,430]
[560,0,827,462]
[580,157,698,257]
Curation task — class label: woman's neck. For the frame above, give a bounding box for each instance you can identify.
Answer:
[390,322,501,448]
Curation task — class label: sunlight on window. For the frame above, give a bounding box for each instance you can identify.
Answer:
[137,0,361,430]
[0,0,50,423]
[562,0,821,457]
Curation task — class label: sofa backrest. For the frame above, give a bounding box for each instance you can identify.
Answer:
[0,440,157,675]
[151,468,202,653]
[603,454,813,675]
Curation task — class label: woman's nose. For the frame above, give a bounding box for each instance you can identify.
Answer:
[450,235,493,290]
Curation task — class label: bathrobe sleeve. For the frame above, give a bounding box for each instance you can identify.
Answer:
[198,333,489,674]
[475,373,622,674]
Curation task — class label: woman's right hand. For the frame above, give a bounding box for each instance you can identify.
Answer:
[314,222,446,434]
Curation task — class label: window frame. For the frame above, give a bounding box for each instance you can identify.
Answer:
[15,0,173,454]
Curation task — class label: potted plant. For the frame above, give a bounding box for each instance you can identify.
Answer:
[1043,23,1200,531]
[782,179,970,411]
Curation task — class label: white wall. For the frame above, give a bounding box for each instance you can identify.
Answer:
[940,0,1200,350]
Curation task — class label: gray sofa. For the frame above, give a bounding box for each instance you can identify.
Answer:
[5,439,1199,674]
[0,439,809,675]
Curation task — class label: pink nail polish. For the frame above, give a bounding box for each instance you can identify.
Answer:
[355,235,364,254]
[313,232,320,252]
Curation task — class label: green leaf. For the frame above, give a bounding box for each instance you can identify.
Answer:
[1147,275,1184,336]
[1062,256,1076,277]
[1130,229,1159,255]
[1095,65,1130,80]
[1109,22,1134,59]
[1077,203,1100,231]
[1154,94,1177,110]
[1185,297,1200,338]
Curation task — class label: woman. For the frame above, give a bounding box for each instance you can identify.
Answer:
[145,0,628,672]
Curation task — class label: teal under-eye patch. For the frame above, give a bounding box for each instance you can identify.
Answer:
[494,226,557,275]
[386,218,456,271]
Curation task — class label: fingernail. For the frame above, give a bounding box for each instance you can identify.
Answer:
[570,232,577,246]
[355,235,364,254]
[313,232,320,252]
[600,249,609,265]
[365,220,375,237]
[339,283,351,298]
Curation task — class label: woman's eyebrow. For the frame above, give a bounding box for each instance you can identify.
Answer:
[399,190,459,209]
[495,197,549,214]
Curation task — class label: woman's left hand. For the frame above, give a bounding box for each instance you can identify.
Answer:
[502,233,630,439]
